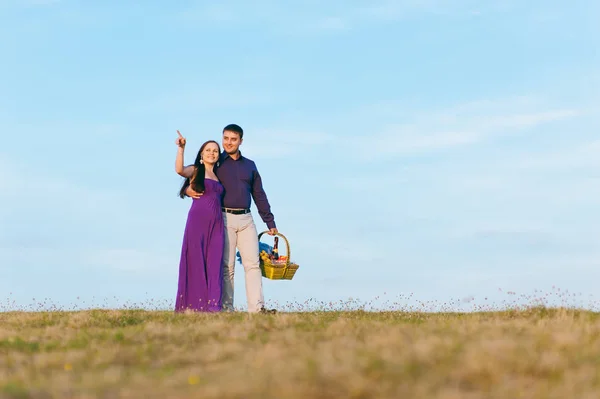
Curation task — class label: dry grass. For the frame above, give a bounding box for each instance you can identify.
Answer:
[1,307,600,398]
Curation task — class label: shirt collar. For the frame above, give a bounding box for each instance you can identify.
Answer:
[221,150,243,161]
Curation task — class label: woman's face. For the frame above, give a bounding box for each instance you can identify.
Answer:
[202,142,220,165]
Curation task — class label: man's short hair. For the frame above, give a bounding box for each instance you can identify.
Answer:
[223,124,243,139]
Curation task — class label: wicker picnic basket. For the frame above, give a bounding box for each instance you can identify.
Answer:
[258,231,299,280]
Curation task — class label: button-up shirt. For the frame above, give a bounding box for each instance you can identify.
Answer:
[215,151,276,229]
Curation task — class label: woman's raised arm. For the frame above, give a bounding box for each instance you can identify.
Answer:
[175,130,194,177]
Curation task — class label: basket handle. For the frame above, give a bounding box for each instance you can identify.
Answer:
[258,231,291,267]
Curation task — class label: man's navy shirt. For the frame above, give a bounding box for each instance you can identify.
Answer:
[215,151,276,229]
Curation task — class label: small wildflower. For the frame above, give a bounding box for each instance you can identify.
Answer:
[188,375,200,385]
[64,363,72,371]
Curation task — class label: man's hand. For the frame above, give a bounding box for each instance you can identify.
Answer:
[175,130,186,148]
[267,227,278,236]
[185,185,203,198]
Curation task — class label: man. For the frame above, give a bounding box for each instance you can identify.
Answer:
[185,124,277,314]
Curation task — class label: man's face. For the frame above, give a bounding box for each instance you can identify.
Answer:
[222,130,242,154]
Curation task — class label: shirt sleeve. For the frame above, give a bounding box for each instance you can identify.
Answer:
[251,167,276,229]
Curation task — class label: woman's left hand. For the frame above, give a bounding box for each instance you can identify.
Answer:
[175,130,186,148]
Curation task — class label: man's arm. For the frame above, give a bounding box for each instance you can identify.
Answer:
[251,168,277,233]
[185,184,203,199]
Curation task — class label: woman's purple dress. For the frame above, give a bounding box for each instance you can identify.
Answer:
[175,178,224,312]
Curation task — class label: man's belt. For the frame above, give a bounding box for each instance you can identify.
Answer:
[222,208,251,215]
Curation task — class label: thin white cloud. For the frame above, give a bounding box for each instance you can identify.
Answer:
[373,128,483,154]
[358,0,449,20]
[0,155,180,273]
[26,0,59,5]
[442,139,600,204]
[327,92,600,258]
[3,0,60,7]
[240,129,335,159]
[233,97,585,163]
[311,16,348,32]
[0,247,169,273]
[174,0,490,35]
[346,97,583,158]
[183,4,238,22]
[0,155,120,214]
[82,248,173,272]
[509,139,600,172]
[127,88,273,114]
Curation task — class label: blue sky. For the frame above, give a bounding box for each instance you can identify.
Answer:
[1,0,599,311]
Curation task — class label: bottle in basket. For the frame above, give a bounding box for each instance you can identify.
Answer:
[272,237,280,261]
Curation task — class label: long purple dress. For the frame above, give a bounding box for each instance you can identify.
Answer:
[175,178,224,313]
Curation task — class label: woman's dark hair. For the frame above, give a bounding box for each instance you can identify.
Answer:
[179,140,221,199]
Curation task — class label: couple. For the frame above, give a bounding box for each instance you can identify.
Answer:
[173,123,278,314]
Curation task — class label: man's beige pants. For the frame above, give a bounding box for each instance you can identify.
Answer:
[221,212,264,313]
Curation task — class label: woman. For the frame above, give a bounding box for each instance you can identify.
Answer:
[174,130,224,312]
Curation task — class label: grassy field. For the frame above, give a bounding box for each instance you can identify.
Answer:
[1,306,600,399]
